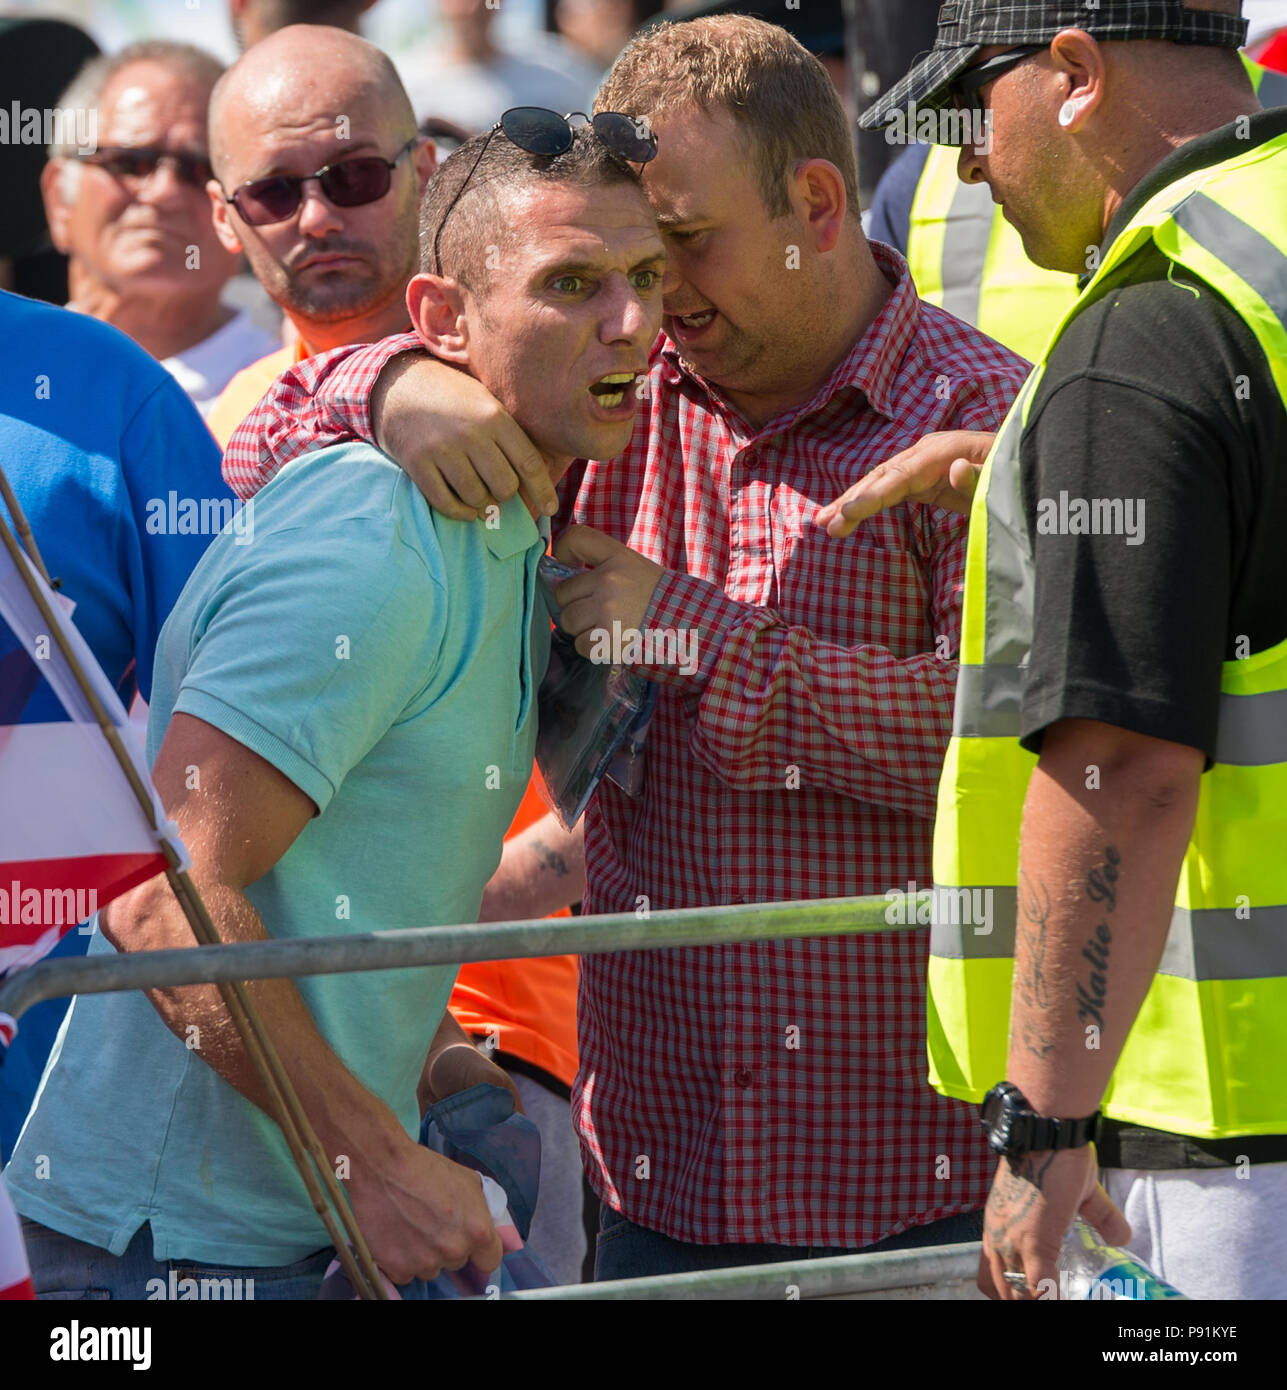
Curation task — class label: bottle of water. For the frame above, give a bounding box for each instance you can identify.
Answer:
[1056,1218,1188,1300]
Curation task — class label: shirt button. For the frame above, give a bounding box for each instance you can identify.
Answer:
[734,1068,753,1089]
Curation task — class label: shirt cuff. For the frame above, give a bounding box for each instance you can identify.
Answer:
[637,571,765,689]
[172,687,337,815]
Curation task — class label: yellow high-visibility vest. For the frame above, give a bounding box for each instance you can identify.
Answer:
[905,55,1287,364]
[929,129,1287,1139]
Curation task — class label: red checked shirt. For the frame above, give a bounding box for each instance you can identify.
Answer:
[225,242,1030,1248]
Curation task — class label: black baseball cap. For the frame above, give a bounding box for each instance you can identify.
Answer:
[858,1,1249,131]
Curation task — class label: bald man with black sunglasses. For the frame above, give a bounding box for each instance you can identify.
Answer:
[204,24,437,448]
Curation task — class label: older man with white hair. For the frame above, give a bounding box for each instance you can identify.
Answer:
[40,41,277,417]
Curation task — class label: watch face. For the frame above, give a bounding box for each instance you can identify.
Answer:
[982,1085,1016,1153]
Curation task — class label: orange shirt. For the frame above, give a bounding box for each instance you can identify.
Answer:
[449,777,579,1089]
[208,340,308,450]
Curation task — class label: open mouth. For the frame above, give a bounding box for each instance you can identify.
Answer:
[675,309,715,331]
[587,372,639,409]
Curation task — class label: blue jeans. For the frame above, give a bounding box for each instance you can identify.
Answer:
[593,1204,984,1282]
[20,1217,433,1301]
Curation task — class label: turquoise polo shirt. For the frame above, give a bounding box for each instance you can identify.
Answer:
[6,442,549,1265]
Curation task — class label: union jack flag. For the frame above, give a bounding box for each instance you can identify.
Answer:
[0,528,184,1297]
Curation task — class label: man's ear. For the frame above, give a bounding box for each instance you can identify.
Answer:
[40,160,75,254]
[788,158,848,256]
[208,180,245,256]
[406,271,471,366]
[1047,29,1107,130]
[412,137,438,195]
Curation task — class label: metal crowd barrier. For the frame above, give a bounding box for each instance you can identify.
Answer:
[508,1243,985,1301]
[0,895,904,1021]
[0,893,983,1300]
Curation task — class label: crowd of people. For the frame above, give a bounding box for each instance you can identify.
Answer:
[0,0,1284,1303]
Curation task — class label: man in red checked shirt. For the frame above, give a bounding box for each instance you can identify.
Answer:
[225,15,1031,1278]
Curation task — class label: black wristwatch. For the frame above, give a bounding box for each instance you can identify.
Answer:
[980,1082,1100,1157]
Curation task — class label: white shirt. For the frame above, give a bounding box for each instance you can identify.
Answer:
[161,309,280,420]
[398,34,602,133]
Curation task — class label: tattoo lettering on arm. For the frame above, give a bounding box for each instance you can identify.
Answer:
[1016,870,1053,1009]
[1013,870,1055,1059]
[1076,845,1120,1030]
[531,837,569,877]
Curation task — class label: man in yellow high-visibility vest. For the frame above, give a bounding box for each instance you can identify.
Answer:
[826,0,1287,1299]
[868,53,1287,364]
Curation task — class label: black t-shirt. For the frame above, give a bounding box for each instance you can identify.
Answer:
[1018,108,1287,763]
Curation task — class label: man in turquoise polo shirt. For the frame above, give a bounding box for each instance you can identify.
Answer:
[6,122,663,1298]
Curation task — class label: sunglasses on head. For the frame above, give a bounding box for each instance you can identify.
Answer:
[77,146,214,189]
[224,138,417,227]
[951,45,1045,115]
[431,107,658,275]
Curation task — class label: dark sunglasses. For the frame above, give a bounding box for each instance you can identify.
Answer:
[951,45,1046,114]
[77,146,214,189]
[431,107,658,275]
[224,138,417,227]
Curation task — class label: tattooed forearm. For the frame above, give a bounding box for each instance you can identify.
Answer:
[1016,870,1053,1011]
[1012,870,1056,1058]
[1076,845,1120,1030]
[531,838,569,877]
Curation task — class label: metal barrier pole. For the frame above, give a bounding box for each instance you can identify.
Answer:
[0,895,909,1026]
[505,1242,985,1301]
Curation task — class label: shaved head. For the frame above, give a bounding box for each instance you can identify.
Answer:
[209,26,415,185]
[422,127,645,290]
[206,24,426,344]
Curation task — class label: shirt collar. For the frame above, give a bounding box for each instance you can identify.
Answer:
[658,239,919,437]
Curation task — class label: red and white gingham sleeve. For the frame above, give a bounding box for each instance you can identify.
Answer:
[222,334,421,499]
[637,550,964,821]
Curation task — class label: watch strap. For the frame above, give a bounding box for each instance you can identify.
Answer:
[1025,1110,1099,1152]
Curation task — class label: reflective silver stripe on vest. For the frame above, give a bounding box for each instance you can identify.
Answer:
[1216,688,1287,765]
[932,897,1287,980]
[952,663,1023,738]
[1171,193,1287,336]
[1257,67,1287,110]
[982,373,1040,671]
[1160,904,1287,980]
[930,886,1018,956]
[939,176,993,327]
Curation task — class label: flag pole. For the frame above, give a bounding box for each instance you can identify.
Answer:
[0,465,52,588]
[0,484,386,1300]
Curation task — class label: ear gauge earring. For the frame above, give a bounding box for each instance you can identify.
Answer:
[1058,101,1076,128]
